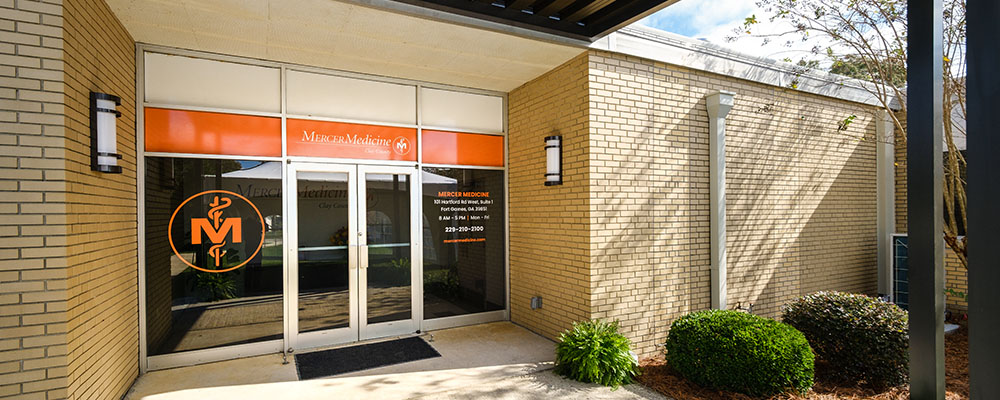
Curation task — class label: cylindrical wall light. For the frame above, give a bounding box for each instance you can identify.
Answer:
[90,92,122,173]
[544,135,562,186]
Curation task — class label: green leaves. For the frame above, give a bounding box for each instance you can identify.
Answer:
[838,114,858,131]
[554,319,638,389]
[743,14,759,33]
[192,270,237,301]
[782,291,909,388]
[665,310,815,396]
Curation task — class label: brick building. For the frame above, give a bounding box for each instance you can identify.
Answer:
[1,0,898,398]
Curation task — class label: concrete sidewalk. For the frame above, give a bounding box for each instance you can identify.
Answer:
[412,368,667,399]
[126,322,667,400]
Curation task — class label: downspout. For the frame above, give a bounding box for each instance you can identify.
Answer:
[876,110,896,299]
[707,91,735,310]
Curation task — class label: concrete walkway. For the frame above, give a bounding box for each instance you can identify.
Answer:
[126,322,667,400]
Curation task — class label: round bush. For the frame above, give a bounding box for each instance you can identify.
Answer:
[554,319,638,389]
[781,291,908,388]
[665,310,815,396]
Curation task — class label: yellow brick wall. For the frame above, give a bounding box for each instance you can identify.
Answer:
[509,50,881,357]
[585,54,713,355]
[893,129,968,311]
[894,123,907,233]
[62,0,137,399]
[507,52,592,340]
[586,51,879,356]
[0,0,73,398]
[944,248,966,311]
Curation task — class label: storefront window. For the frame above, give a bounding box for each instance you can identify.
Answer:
[144,157,283,355]
[422,168,506,318]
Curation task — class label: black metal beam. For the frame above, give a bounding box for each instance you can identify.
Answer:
[378,0,675,41]
[506,0,534,12]
[583,0,668,38]
[387,0,592,39]
[965,0,1000,397]
[564,0,614,23]
[535,0,577,19]
[906,0,945,398]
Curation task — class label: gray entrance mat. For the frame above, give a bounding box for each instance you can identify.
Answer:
[295,336,441,379]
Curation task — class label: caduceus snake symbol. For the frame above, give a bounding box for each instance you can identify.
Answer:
[207,196,232,268]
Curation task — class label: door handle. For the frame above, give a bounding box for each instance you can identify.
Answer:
[360,245,369,269]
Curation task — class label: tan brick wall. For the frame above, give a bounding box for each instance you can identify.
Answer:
[586,51,879,356]
[944,248,966,311]
[585,54,713,355]
[893,128,968,311]
[894,122,907,233]
[509,50,881,357]
[62,0,137,398]
[507,52,592,340]
[0,0,73,398]
[0,0,136,398]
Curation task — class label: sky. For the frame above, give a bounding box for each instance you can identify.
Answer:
[636,0,827,64]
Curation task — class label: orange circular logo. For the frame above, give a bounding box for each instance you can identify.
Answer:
[167,190,265,273]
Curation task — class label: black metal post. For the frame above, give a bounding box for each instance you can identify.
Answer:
[906,0,945,398]
[965,0,1000,397]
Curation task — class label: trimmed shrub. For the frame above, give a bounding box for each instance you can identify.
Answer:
[782,291,908,388]
[554,319,639,389]
[665,310,815,396]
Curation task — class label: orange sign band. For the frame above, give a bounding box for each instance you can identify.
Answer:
[167,190,266,273]
[422,130,504,167]
[145,108,282,157]
[286,118,418,161]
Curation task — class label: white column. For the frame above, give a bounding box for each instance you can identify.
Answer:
[876,110,896,298]
[706,91,735,310]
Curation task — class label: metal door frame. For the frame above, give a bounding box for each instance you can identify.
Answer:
[286,162,360,353]
[357,164,422,340]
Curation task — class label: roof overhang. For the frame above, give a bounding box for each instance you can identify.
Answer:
[356,0,681,42]
[106,0,601,92]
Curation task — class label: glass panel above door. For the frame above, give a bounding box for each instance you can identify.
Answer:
[364,173,412,325]
[296,172,352,334]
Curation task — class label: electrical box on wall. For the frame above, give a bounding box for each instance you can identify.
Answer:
[530,296,543,310]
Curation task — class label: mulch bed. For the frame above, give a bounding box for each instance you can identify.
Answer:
[637,324,969,400]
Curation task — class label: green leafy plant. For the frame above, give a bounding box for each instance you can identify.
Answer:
[665,310,814,396]
[192,271,237,301]
[837,114,857,131]
[554,319,638,389]
[391,257,411,270]
[945,288,968,302]
[424,267,460,299]
[782,291,908,388]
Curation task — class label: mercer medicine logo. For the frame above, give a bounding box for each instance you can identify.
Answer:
[392,136,410,156]
[168,190,265,273]
[299,130,411,156]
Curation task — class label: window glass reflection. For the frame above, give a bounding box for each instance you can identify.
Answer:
[422,168,506,318]
[144,158,283,355]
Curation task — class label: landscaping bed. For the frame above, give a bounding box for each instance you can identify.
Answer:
[637,323,969,400]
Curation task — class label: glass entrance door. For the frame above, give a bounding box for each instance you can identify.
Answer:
[287,163,418,352]
[288,163,358,350]
[358,165,420,339]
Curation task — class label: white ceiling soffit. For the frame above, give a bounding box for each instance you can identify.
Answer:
[106,0,586,92]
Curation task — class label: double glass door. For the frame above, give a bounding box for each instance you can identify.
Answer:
[287,163,419,351]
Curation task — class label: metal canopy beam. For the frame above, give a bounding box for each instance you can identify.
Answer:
[368,0,677,41]
[906,0,945,398]
[966,0,1000,396]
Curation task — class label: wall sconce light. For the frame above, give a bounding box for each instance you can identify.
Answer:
[544,135,562,186]
[90,92,122,173]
